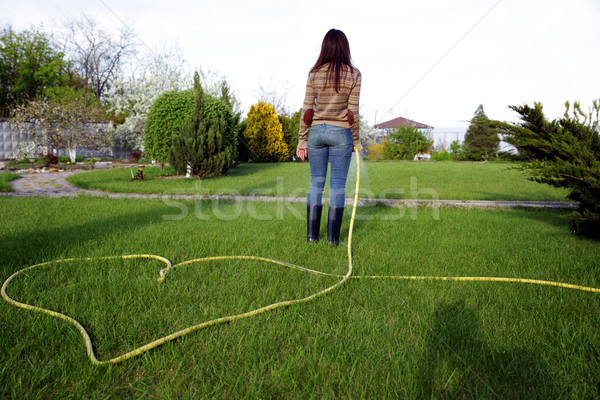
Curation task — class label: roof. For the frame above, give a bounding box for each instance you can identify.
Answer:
[374,116,433,130]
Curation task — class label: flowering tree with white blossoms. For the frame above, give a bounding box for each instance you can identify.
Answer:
[14,140,43,161]
[359,110,380,146]
[106,49,192,152]
[11,94,111,163]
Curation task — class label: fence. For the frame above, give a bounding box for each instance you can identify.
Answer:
[0,107,14,119]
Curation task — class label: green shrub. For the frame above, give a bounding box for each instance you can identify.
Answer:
[449,140,465,160]
[144,90,195,166]
[383,127,433,160]
[146,85,238,169]
[431,150,454,161]
[169,73,237,178]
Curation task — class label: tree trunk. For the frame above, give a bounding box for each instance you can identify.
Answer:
[68,147,77,163]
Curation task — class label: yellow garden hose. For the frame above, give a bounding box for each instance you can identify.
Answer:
[2,147,599,365]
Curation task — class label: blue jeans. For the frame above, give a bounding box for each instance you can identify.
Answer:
[307,124,353,208]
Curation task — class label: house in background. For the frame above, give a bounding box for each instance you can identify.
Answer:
[373,116,433,143]
[374,116,435,160]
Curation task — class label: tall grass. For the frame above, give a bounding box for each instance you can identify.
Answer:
[1,197,599,398]
[67,161,570,201]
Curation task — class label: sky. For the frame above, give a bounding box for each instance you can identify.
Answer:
[4,0,600,135]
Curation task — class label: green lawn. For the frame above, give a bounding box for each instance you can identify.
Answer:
[0,172,20,192]
[1,197,599,398]
[67,160,570,201]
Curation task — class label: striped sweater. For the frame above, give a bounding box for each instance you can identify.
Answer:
[297,63,361,149]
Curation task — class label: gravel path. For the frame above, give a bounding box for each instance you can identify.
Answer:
[1,170,578,209]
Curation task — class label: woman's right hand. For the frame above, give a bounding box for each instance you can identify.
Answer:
[296,148,307,161]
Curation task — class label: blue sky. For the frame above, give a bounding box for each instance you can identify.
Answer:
[4,0,600,130]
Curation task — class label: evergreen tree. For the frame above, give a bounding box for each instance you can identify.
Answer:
[491,100,600,238]
[464,105,500,161]
[169,72,235,178]
[244,101,288,162]
[279,108,301,160]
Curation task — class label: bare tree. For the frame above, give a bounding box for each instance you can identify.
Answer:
[61,13,136,100]
[255,78,293,117]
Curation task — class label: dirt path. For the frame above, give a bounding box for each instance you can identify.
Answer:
[1,170,578,209]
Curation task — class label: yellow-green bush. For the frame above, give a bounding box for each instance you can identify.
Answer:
[244,102,289,162]
[366,142,384,160]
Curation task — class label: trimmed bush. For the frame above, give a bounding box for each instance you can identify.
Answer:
[145,87,237,169]
[169,75,237,178]
[144,90,195,166]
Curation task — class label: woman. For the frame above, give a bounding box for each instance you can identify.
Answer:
[296,29,362,245]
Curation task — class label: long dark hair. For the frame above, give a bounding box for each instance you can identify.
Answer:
[311,29,354,93]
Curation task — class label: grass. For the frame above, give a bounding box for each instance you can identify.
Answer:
[66,160,570,201]
[1,196,599,398]
[0,172,20,192]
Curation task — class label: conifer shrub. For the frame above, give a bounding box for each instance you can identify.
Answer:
[244,101,289,162]
[279,109,301,160]
[491,100,600,238]
[168,74,237,178]
[145,79,237,172]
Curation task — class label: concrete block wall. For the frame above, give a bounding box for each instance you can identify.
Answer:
[0,120,31,159]
[0,120,127,160]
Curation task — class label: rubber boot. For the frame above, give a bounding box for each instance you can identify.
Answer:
[327,206,345,245]
[307,204,323,242]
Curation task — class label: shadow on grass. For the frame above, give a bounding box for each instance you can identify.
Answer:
[220,162,283,178]
[420,301,554,398]
[472,191,570,202]
[507,207,587,238]
[0,199,164,277]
